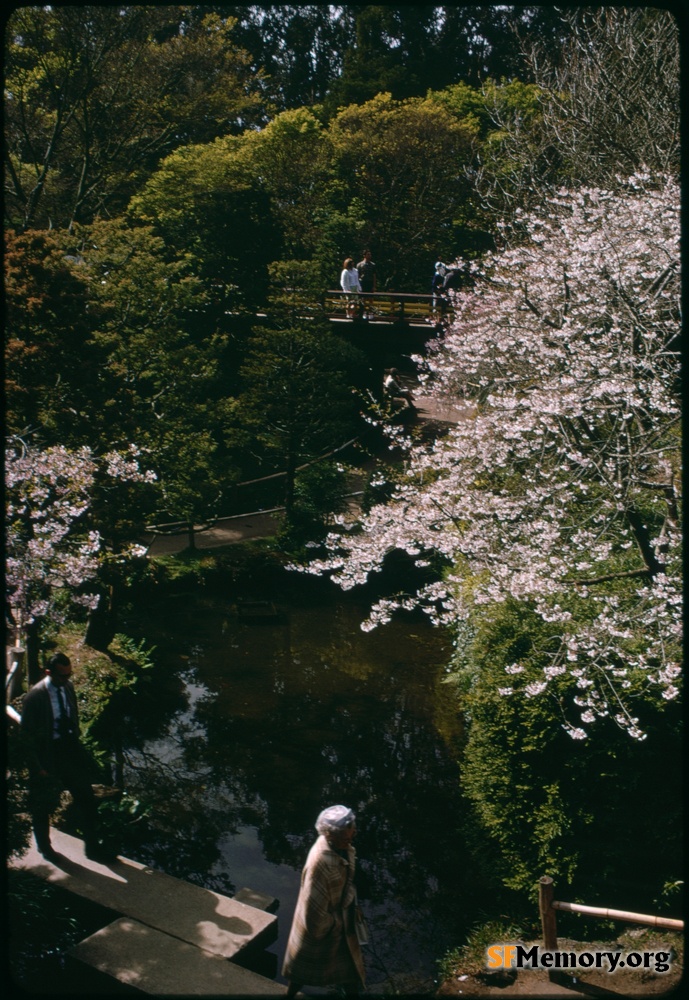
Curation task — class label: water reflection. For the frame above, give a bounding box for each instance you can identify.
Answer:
[122,588,474,994]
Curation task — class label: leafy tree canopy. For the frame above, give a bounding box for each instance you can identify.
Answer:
[458,600,682,896]
[128,136,280,309]
[328,93,477,288]
[4,5,271,231]
[4,229,97,443]
[241,108,332,262]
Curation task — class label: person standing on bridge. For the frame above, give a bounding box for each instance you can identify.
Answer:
[283,805,366,998]
[340,258,362,318]
[21,652,110,862]
[431,261,448,318]
[356,249,377,319]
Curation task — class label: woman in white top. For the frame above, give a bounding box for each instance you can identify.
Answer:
[340,258,361,317]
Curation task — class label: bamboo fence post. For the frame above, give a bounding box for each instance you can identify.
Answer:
[539,876,558,950]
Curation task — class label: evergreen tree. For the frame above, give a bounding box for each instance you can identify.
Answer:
[237,324,365,512]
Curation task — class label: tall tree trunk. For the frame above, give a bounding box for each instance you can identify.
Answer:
[85,586,118,650]
[25,619,42,687]
[284,432,300,517]
[114,742,124,790]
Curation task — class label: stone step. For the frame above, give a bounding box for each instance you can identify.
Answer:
[10,830,278,960]
[234,887,279,913]
[67,917,286,995]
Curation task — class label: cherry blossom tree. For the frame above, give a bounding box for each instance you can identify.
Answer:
[300,175,681,739]
[5,439,156,679]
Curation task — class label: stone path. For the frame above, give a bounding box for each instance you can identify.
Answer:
[70,918,286,996]
[11,829,285,995]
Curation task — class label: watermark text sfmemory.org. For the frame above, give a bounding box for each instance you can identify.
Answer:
[486,944,672,974]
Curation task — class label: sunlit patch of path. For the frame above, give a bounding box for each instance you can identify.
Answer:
[142,394,472,555]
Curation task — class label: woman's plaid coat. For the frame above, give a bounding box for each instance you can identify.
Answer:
[282,834,366,988]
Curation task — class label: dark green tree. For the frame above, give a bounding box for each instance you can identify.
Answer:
[241,107,332,262]
[328,5,439,107]
[143,425,234,554]
[432,5,566,88]
[237,325,366,513]
[326,6,567,111]
[279,460,353,552]
[4,229,99,445]
[222,4,352,110]
[69,217,242,639]
[129,137,280,312]
[328,93,476,289]
[68,219,219,446]
[458,601,683,904]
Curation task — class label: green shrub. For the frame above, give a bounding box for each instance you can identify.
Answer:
[456,599,682,902]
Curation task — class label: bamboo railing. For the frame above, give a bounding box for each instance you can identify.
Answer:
[538,876,683,950]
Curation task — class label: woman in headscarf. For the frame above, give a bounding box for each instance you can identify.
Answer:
[283,805,366,997]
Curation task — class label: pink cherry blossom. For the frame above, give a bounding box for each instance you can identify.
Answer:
[296,175,681,739]
[6,440,155,642]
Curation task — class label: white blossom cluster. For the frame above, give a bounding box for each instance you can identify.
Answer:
[103,444,158,484]
[301,176,682,738]
[6,442,155,629]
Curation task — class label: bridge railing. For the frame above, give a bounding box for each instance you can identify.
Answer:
[325,289,452,325]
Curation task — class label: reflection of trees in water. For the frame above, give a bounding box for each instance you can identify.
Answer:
[122,719,245,892]
[116,593,493,981]
[108,621,260,890]
[181,684,474,991]
[95,650,244,887]
[192,680,472,933]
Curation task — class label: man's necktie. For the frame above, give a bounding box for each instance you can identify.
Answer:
[56,685,72,738]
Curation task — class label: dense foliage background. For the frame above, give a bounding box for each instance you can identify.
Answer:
[5,3,682,922]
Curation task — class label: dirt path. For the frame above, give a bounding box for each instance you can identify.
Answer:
[437,934,683,999]
[438,964,681,998]
[143,509,283,556]
[143,393,472,557]
[414,393,474,425]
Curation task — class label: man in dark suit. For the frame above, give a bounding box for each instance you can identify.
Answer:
[21,652,107,861]
[356,249,377,319]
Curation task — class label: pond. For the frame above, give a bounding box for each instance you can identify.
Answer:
[117,575,481,995]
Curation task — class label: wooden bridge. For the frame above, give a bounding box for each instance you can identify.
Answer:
[325,289,452,328]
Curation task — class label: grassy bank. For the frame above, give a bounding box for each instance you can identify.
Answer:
[438,923,684,997]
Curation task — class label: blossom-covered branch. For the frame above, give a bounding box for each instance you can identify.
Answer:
[5,440,156,640]
[298,175,682,738]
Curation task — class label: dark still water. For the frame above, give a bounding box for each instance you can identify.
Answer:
[119,578,477,995]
